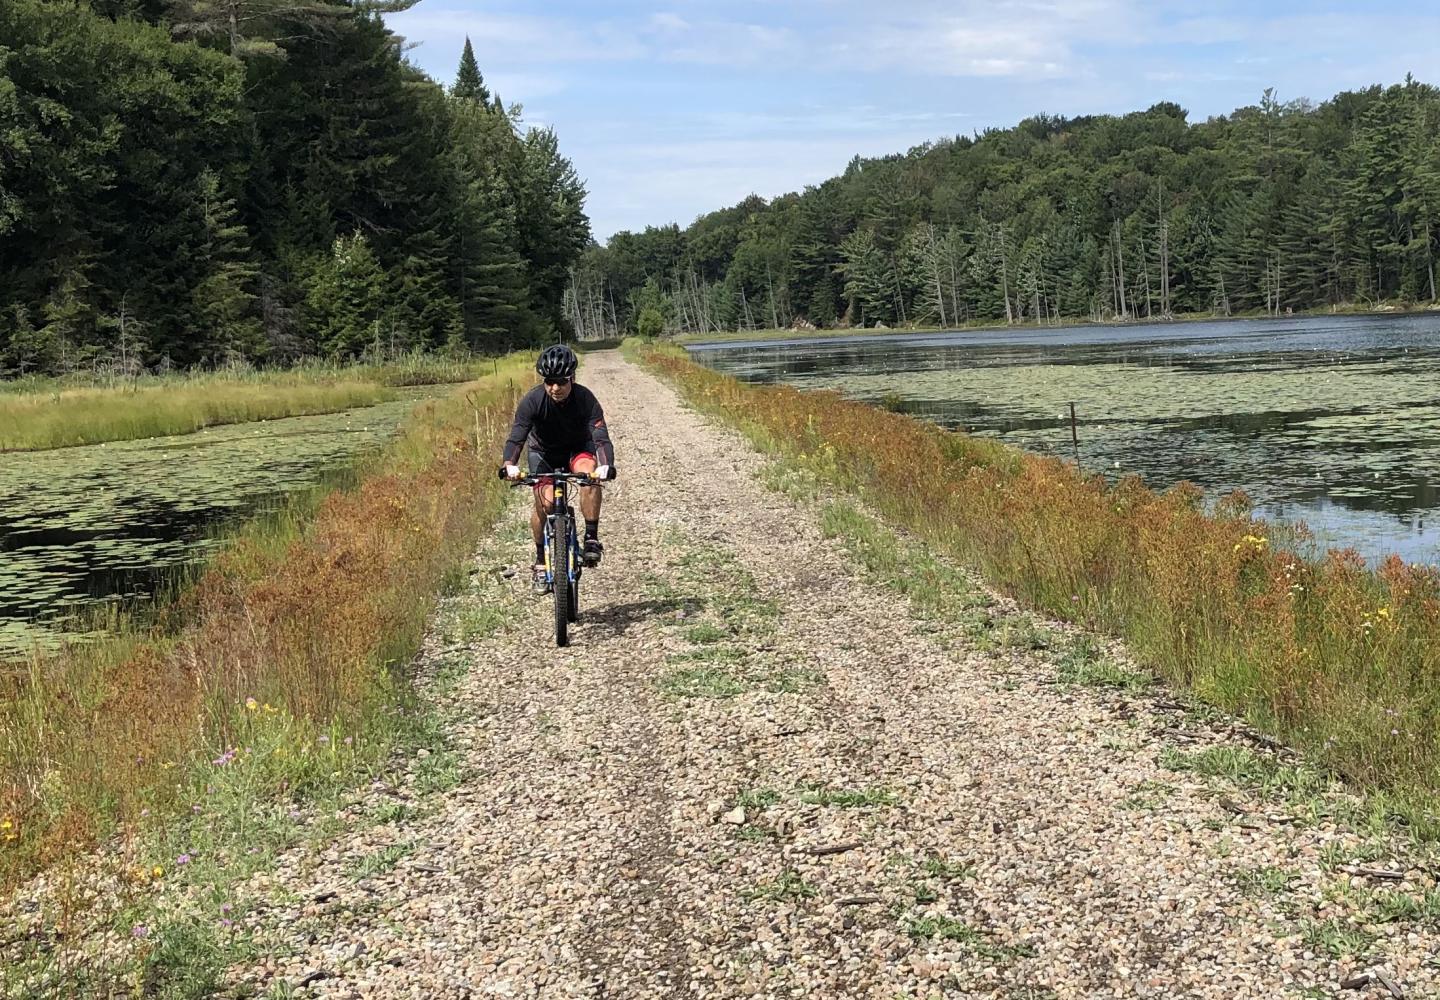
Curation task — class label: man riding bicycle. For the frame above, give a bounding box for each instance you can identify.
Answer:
[500,345,614,593]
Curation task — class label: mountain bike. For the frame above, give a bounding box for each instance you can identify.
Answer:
[505,469,615,647]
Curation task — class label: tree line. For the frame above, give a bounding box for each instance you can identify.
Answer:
[570,79,1440,337]
[0,1,590,376]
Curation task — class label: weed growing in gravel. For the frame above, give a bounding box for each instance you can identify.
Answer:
[1318,839,1387,870]
[659,665,750,699]
[904,914,1034,962]
[684,622,729,644]
[1118,780,1173,811]
[800,785,896,808]
[1369,887,1440,923]
[736,788,783,810]
[1297,916,1377,959]
[921,855,975,880]
[743,869,816,903]
[413,750,464,794]
[371,801,416,825]
[817,502,990,622]
[737,824,778,843]
[1233,865,1298,897]
[1160,746,1329,802]
[1056,637,1152,691]
[348,842,413,881]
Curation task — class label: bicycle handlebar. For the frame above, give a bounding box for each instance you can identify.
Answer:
[498,468,617,485]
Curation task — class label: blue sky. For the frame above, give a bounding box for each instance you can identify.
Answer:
[385,1,1440,243]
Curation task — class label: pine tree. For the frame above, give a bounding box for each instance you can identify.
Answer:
[452,37,490,104]
[189,169,263,361]
[305,232,384,357]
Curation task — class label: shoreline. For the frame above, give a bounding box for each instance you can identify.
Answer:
[677,300,1440,349]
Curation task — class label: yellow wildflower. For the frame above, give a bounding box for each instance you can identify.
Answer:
[244,697,259,712]
[152,865,164,878]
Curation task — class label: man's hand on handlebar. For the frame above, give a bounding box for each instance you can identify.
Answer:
[502,463,521,481]
[593,465,616,481]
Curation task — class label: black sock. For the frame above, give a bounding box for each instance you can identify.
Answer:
[585,520,599,541]
[535,541,545,564]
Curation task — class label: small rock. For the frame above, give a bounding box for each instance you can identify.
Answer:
[722,807,746,825]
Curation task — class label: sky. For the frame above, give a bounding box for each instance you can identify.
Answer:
[385,1,1440,243]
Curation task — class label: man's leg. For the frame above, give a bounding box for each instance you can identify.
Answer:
[528,450,558,592]
[569,453,604,566]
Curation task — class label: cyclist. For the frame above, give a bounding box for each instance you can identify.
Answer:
[500,345,614,593]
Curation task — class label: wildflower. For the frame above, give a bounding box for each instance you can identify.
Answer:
[221,903,232,915]
[343,736,353,746]
[263,703,278,714]
[152,865,164,878]
[191,804,202,814]
[131,924,149,939]
[177,853,192,865]
[317,735,330,745]
[245,697,259,712]
[1377,606,1393,621]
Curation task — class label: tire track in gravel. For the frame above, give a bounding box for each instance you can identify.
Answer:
[230,351,1440,1000]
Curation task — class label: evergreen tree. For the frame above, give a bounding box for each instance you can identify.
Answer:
[452,37,490,104]
[188,169,263,361]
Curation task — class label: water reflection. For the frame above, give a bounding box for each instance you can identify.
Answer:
[691,313,1440,564]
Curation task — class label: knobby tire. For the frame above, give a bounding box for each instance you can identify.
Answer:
[552,512,571,647]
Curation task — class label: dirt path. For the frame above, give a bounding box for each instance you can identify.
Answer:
[231,351,1440,999]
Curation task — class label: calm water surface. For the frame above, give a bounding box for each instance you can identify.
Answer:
[691,314,1440,564]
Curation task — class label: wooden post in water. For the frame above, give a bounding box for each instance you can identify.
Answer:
[1069,402,1080,467]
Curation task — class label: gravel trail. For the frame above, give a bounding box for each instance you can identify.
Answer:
[230,351,1440,999]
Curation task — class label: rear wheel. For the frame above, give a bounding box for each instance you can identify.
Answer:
[552,513,571,646]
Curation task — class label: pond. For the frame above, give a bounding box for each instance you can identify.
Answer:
[689,313,1440,565]
[0,390,439,656]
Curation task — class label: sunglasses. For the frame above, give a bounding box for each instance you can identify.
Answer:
[544,377,571,387]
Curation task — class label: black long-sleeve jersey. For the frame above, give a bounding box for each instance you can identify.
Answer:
[501,383,614,466]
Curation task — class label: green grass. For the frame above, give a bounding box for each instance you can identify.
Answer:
[799,785,896,808]
[1055,637,1152,691]
[742,869,817,903]
[736,788,783,810]
[1297,917,1377,959]
[921,856,975,881]
[1159,746,1329,801]
[658,664,749,699]
[347,842,413,881]
[683,622,729,644]
[1233,865,1298,898]
[1,378,396,451]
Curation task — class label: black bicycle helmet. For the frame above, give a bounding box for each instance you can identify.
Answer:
[536,344,578,380]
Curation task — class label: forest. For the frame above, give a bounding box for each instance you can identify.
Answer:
[0,0,590,376]
[568,79,1440,337]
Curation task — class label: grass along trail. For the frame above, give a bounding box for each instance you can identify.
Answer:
[219,352,1439,998]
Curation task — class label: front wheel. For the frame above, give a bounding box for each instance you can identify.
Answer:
[551,513,571,646]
